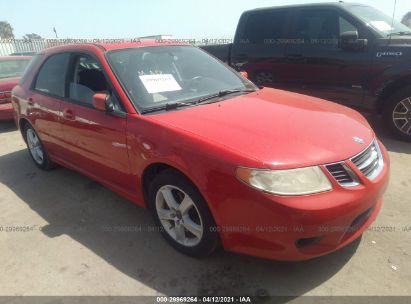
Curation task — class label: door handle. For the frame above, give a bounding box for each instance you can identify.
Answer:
[27,97,34,106]
[287,54,304,58]
[63,109,75,120]
[285,54,307,63]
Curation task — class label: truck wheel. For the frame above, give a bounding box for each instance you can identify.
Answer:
[23,124,55,170]
[148,169,219,257]
[383,85,411,142]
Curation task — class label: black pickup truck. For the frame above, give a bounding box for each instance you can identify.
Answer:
[201,2,411,141]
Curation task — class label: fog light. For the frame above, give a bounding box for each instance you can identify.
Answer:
[296,236,323,248]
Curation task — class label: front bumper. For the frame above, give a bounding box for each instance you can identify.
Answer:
[212,140,390,261]
[0,103,14,121]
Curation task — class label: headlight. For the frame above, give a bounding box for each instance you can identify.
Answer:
[236,166,332,196]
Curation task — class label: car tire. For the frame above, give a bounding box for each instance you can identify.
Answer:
[23,124,55,170]
[148,169,219,257]
[383,85,411,142]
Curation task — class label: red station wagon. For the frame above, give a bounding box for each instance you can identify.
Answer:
[12,41,389,261]
[0,56,31,120]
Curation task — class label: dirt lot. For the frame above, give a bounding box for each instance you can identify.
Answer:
[0,118,410,297]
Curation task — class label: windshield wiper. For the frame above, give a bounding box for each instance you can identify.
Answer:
[141,101,196,114]
[195,89,256,105]
[140,89,256,114]
[388,31,411,36]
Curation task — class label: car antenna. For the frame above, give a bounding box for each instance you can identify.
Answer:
[389,0,397,42]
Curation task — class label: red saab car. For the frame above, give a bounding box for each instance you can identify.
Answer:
[12,42,389,261]
[0,56,31,120]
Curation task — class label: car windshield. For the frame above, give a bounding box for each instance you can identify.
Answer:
[346,5,411,36]
[106,45,256,112]
[0,59,31,79]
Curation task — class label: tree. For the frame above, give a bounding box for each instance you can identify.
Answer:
[402,12,411,29]
[23,33,43,40]
[0,21,14,39]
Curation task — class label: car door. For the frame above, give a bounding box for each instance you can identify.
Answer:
[30,53,70,156]
[230,9,292,87]
[283,8,374,107]
[59,52,132,191]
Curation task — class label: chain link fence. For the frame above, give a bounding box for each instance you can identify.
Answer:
[0,38,233,56]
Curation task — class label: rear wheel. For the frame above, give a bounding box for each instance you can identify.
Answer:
[148,169,219,257]
[23,124,55,170]
[383,86,411,142]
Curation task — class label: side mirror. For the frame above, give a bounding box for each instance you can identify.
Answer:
[339,31,367,51]
[239,71,249,79]
[92,93,114,112]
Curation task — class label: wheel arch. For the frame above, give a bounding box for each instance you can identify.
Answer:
[140,162,219,224]
[141,163,174,203]
[141,162,206,202]
[18,118,32,142]
[377,76,411,113]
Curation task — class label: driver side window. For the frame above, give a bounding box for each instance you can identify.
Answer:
[69,55,109,105]
[339,16,358,35]
[293,10,359,49]
[68,54,123,111]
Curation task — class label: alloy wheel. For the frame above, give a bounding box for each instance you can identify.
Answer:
[392,97,411,135]
[26,129,44,165]
[155,185,203,247]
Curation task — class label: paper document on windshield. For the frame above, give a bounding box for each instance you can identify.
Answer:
[139,74,182,94]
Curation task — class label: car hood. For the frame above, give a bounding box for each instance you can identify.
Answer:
[149,88,375,169]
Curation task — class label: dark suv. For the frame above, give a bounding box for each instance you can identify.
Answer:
[202,3,411,141]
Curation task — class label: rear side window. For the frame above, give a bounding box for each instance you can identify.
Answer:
[34,53,70,97]
[241,10,288,44]
[19,55,42,85]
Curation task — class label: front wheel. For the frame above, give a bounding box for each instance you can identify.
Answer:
[23,124,55,170]
[148,169,219,257]
[383,86,411,142]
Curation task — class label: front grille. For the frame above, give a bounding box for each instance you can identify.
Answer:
[326,163,359,187]
[351,140,384,180]
[325,140,384,187]
[0,91,11,105]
